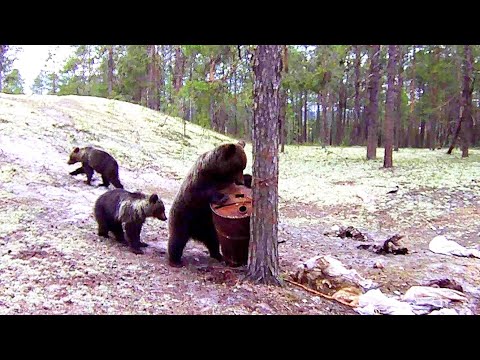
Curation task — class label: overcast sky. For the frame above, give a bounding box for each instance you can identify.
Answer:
[13,45,73,95]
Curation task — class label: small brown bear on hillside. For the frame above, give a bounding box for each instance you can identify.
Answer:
[167,141,247,267]
[94,189,167,254]
[68,146,123,189]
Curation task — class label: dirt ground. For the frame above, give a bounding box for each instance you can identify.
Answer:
[1,94,479,315]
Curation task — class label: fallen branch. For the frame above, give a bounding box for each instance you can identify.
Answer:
[284,278,356,308]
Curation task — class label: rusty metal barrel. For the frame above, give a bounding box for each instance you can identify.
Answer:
[210,184,252,267]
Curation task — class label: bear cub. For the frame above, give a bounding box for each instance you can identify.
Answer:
[167,141,247,267]
[68,146,123,189]
[94,188,167,254]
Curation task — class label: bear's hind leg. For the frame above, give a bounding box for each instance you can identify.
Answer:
[167,222,191,267]
[99,174,110,188]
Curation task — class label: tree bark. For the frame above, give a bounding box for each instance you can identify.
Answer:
[316,93,321,142]
[303,90,308,143]
[460,45,473,158]
[280,45,288,152]
[394,47,404,151]
[279,89,287,152]
[330,92,335,146]
[0,45,5,91]
[407,46,416,148]
[367,45,381,160]
[146,45,159,110]
[384,45,397,168]
[353,45,361,145]
[297,92,303,143]
[107,46,114,97]
[448,45,474,156]
[246,45,282,286]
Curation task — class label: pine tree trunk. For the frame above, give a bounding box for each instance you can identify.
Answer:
[330,93,335,146]
[322,91,328,147]
[107,46,114,97]
[407,46,416,148]
[384,45,397,168]
[367,45,381,160]
[303,90,308,143]
[353,45,361,145]
[460,45,473,158]
[297,92,303,143]
[394,47,403,151]
[246,45,282,286]
[173,46,185,117]
[173,46,185,93]
[280,46,288,152]
[0,45,5,91]
[316,93,321,142]
[279,89,287,152]
[146,45,159,110]
[428,46,441,150]
[336,90,344,146]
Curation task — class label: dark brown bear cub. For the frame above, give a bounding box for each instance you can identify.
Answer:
[94,189,167,254]
[68,146,123,189]
[167,141,247,267]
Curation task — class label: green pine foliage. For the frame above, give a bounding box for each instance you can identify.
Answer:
[22,44,480,148]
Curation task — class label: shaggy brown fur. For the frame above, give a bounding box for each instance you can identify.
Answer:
[167,141,247,266]
[94,189,167,254]
[68,146,123,189]
[236,174,252,188]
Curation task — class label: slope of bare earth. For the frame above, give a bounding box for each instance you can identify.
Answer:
[0,93,478,315]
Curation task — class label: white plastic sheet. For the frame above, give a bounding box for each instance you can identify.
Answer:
[429,235,480,258]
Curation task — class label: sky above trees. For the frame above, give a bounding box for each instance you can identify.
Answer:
[13,45,72,95]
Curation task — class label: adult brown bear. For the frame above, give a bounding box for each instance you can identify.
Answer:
[68,146,123,189]
[167,141,247,267]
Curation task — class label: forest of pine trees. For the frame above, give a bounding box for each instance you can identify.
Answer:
[3,45,479,153]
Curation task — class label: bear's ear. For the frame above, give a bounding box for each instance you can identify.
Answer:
[73,147,80,153]
[149,194,159,203]
[237,140,246,148]
[224,144,237,158]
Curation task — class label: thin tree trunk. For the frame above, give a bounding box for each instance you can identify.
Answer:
[407,46,416,148]
[0,45,5,91]
[280,46,288,153]
[316,93,321,142]
[303,90,308,143]
[384,45,397,168]
[246,45,282,286]
[394,47,404,151]
[297,92,303,143]
[279,89,286,152]
[322,91,328,147]
[330,93,335,146]
[367,45,381,160]
[353,45,361,145]
[460,45,474,158]
[447,106,464,154]
[336,92,343,146]
[107,46,114,97]
[146,45,159,110]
